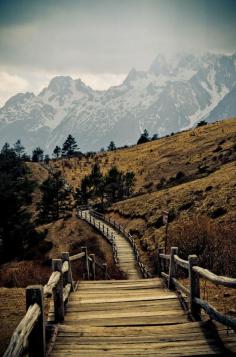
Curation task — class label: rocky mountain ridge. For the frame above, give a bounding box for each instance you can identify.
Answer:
[0,52,236,153]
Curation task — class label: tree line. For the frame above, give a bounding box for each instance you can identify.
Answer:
[76,163,135,208]
[0,143,44,263]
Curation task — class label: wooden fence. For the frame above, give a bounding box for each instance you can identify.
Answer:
[78,209,118,264]
[157,247,236,328]
[3,247,110,357]
[84,208,152,278]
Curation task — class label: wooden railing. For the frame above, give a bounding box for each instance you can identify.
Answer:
[3,247,110,357]
[78,208,118,264]
[157,246,236,328]
[82,208,152,278]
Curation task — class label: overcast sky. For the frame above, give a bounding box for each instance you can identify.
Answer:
[0,0,235,105]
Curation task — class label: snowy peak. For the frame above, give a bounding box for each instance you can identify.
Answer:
[5,92,35,108]
[149,55,171,76]
[0,52,235,153]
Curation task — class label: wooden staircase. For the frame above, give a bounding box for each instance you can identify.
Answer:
[50,278,235,356]
[4,208,236,357]
[49,209,236,356]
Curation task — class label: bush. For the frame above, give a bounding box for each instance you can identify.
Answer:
[196,120,207,127]
[208,207,227,219]
[169,216,236,276]
[175,171,185,180]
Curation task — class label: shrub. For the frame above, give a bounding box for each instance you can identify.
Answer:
[168,216,236,276]
[175,171,185,180]
[208,207,227,219]
[196,120,207,127]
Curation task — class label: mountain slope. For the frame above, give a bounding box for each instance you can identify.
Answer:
[0,52,236,153]
[205,86,236,123]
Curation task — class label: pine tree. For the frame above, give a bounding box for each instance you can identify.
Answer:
[137,129,150,144]
[0,144,42,262]
[76,175,91,205]
[62,135,78,156]
[13,139,25,158]
[53,145,61,158]
[105,166,122,201]
[38,171,70,223]
[32,147,44,162]
[107,141,116,151]
[124,171,135,196]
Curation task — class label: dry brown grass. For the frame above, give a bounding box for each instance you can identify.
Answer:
[52,118,236,193]
[106,161,236,275]
[0,288,25,355]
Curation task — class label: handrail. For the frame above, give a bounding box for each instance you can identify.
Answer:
[3,303,41,357]
[174,254,189,270]
[193,266,236,288]
[87,209,152,278]
[4,242,112,357]
[43,271,61,296]
[194,297,236,328]
[78,209,118,264]
[69,251,85,261]
[159,253,170,261]
[157,246,236,328]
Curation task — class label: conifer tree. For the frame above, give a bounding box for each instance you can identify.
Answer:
[38,171,70,223]
[53,145,61,158]
[32,146,44,162]
[13,139,25,158]
[137,129,150,144]
[107,141,116,151]
[62,135,78,155]
[0,144,42,262]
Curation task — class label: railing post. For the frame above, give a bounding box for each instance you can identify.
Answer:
[103,263,108,280]
[188,255,201,320]
[168,247,178,289]
[26,285,46,357]
[107,227,109,236]
[102,224,104,234]
[156,247,163,277]
[82,246,90,280]
[90,254,96,280]
[52,259,64,322]
[62,252,74,291]
[99,221,101,230]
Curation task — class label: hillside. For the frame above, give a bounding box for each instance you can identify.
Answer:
[53,117,236,193]
[53,118,236,276]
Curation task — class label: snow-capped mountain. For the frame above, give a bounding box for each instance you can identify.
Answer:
[0,52,236,153]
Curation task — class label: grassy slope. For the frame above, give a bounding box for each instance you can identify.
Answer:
[52,118,236,315]
[107,161,236,260]
[52,118,236,192]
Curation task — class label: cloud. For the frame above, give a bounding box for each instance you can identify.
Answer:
[0,69,127,106]
[0,0,235,104]
[0,72,29,106]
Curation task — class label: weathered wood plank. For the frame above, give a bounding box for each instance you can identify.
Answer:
[69,252,85,261]
[193,266,236,288]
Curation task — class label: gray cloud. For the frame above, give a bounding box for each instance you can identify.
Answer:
[0,0,235,104]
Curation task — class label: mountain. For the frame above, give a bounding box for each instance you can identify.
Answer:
[0,52,236,153]
[205,86,236,123]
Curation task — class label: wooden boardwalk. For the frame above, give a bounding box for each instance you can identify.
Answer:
[50,278,235,356]
[4,209,236,357]
[49,213,236,356]
[81,210,142,279]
